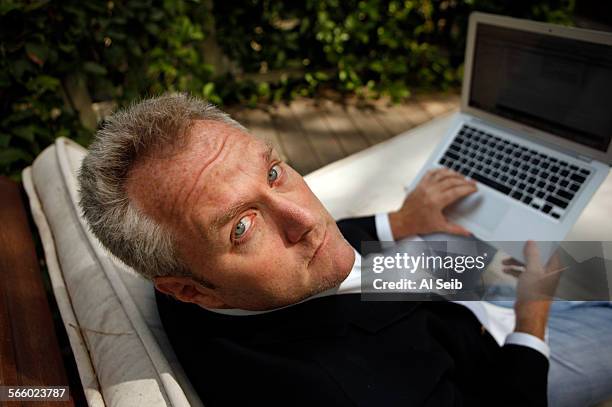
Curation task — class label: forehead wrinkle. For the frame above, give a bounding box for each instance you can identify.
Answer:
[204,141,274,239]
[169,133,228,222]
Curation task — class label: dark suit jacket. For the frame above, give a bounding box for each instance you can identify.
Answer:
[156,216,548,406]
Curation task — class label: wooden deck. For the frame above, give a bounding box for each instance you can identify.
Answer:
[229,92,460,175]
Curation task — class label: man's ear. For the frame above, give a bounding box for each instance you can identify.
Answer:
[154,275,228,309]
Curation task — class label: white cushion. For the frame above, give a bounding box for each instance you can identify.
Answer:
[23,138,203,407]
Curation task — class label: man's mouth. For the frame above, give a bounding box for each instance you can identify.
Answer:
[308,226,328,267]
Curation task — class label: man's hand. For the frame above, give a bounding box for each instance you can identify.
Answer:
[503,241,563,340]
[388,168,477,240]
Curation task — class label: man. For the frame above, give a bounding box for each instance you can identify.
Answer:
[79,93,612,407]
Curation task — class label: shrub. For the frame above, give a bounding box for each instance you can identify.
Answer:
[0,0,574,179]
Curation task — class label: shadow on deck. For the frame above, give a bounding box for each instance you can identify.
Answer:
[228,92,460,175]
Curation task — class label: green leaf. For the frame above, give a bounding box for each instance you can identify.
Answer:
[23,0,50,12]
[12,125,37,143]
[0,1,23,15]
[26,75,60,92]
[202,82,215,98]
[25,42,48,66]
[83,62,108,75]
[0,133,11,148]
[0,148,32,166]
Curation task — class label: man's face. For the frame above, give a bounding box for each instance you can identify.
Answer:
[128,120,355,310]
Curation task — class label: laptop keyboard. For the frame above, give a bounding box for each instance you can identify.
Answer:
[439,125,592,220]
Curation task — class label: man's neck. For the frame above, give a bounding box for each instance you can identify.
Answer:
[206,249,362,316]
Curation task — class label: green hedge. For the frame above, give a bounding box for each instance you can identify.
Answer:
[0,0,574,179]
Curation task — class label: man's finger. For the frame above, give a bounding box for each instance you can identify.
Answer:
[433,177,473,193]
[431,168,465,183]
[502,257,525,267]
[438,183,478,207]
[523,240,542,271]
[443,222,472,237]
[502,267,522,278]
[545,252,562,274]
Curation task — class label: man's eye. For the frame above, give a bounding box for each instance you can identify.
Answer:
[233,216,252,239]
[268,164,282,184]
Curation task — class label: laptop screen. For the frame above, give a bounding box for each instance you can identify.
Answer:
[469,23,612,153]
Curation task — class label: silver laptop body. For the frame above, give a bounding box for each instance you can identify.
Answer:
[409,12,612,261]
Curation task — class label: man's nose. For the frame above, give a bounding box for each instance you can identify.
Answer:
[268,195,317,244]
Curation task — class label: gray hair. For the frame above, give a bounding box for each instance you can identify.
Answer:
[78,92,245,281]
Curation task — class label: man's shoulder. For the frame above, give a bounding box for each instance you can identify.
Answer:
[155,289,443,344]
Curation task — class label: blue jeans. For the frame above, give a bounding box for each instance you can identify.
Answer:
[490,300,612,406]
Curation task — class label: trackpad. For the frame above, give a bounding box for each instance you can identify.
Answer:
[447,192,510,233]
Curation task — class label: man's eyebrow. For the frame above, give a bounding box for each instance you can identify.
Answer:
[262,142,274,163]
[208,201,250,235]
[207,143,274,236]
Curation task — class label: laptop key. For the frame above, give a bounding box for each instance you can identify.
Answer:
[546,195,568,209]
[570,183,580,192]
[542,204,553,214]
[512,191,523,200]
[579,168,591,176]
[523,196,532,205]
[471,173,512,195]
[571,173,586,183]
[557,189,575,201]
[446,151,459,160]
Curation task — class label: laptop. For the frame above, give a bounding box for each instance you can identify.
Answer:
[408,12,612,262]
